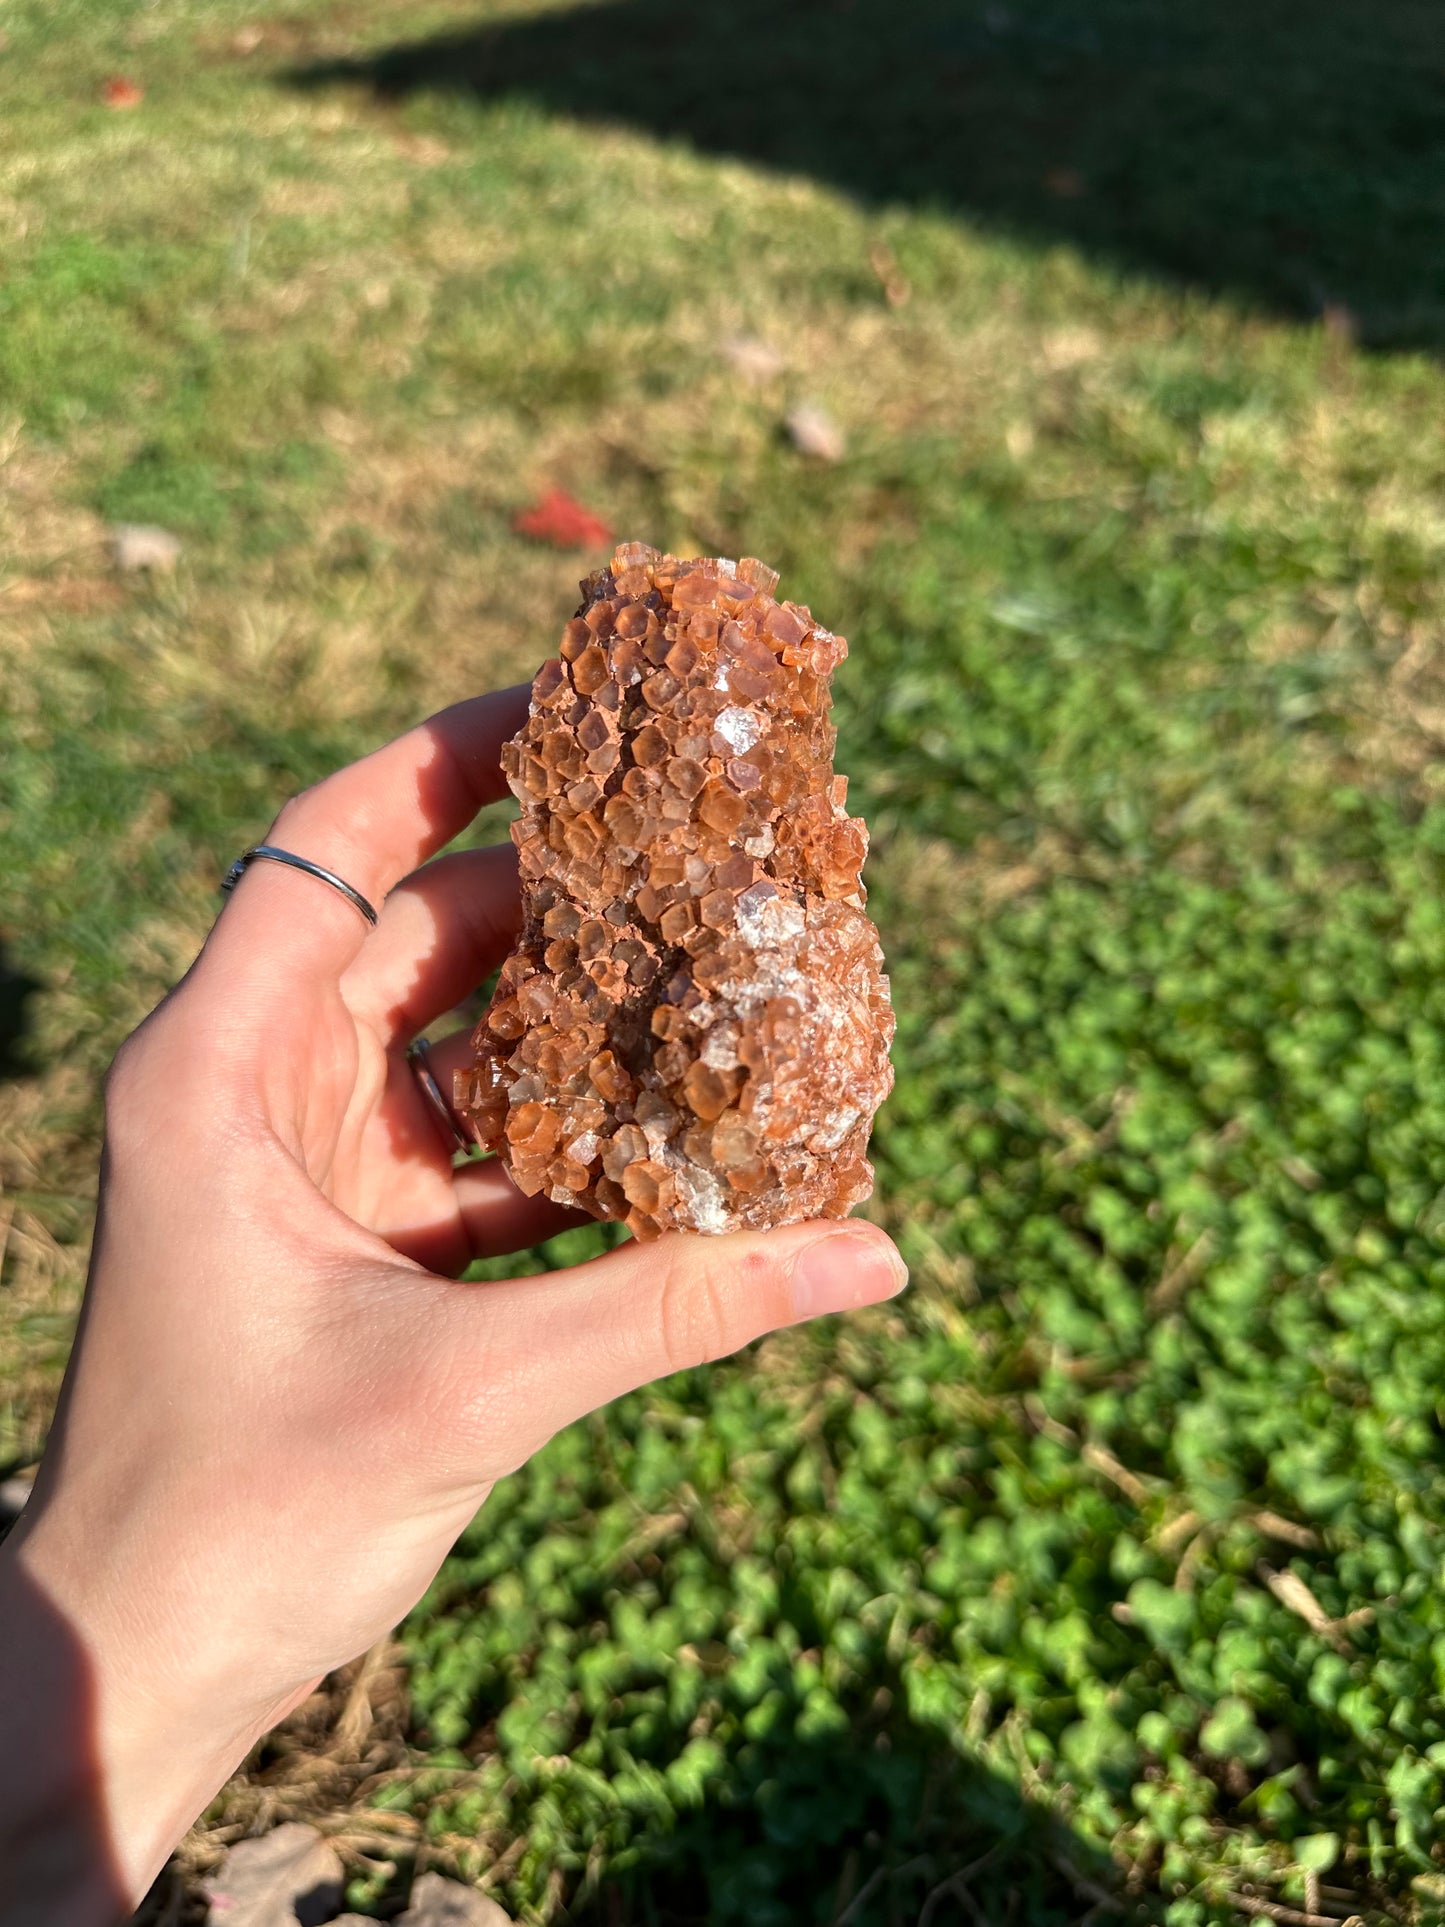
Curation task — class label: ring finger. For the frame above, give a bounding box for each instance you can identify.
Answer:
[388,1027,589,1267]
[341,843,522,1045]
[419,1027,593,1257]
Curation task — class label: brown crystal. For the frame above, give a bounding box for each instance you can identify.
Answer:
[456,545,895,1237]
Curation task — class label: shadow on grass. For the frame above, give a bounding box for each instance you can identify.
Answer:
[293,0,1445,352]
[0,940,42,1081]
[566,1721,1122,1927]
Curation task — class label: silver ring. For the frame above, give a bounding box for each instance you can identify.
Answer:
[407,1038,473,1154]
[220,845,379,927]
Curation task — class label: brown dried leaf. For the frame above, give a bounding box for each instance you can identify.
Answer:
[718,334,784,384]
[868,239,911,308]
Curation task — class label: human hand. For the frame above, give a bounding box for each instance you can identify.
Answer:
[0,689,907,1922]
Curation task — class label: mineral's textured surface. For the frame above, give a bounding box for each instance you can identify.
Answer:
[456,544,895,1239]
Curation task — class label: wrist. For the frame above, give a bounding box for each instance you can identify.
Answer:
[0,1508,310,1922]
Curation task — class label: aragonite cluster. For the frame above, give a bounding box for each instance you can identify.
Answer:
[456,544,895,1239]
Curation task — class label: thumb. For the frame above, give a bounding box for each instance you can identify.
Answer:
[453,1219,908,1461]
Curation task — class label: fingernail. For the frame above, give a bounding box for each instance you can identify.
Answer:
[791,1229,909,1321]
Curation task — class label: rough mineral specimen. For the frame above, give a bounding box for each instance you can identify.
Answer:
[456,544,895,1239]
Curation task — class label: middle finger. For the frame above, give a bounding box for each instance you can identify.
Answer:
[341,843,521,1044]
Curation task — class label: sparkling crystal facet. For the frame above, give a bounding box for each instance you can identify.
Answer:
[457,546,895,1235]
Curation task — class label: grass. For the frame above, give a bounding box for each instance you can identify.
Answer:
[6,0,1445,1921]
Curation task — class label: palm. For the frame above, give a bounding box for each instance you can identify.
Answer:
[335,1003,474,1273]
[200,689,575,1276]
[248,822,573,1279]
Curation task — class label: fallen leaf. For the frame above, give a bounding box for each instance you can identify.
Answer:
[784,403,846,463]
[231,26,264,54]
[398,1873,513,1926]
[2,575,124,613]
[112,524,183,573]
[102,75,144,108]
[868,240,911,308]
[204,1824,343,1927]
[719,334,785,385]
[512,489,612,550]
[393,133,451,166]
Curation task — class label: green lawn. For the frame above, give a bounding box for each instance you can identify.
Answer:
[6,1,1445,1921]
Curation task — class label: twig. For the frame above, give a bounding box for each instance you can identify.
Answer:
[836,1854,933,1927]
[829,1849,862,1926]
[1258,1563,1372,1654]
[1081,1442,1151,1508]
[1049,1852,1124,1914]
[479,1833,528,1892]
[1248,1510,1321,1551]
[1000,1710,1045,1798]
[319,1813,423,1848]
[1173,1523,1216,1592]
[615,1508,688,1567]
[965,1685,992,1744]
[917,1844,1007,1927]
[1153,1508,1202,1557]
[541,1865,566,1923]
[330,1636,392,1759]
[920,1879,991,1927]
[1023,1394,1078,1447]
[1226,1894,1345,1926]
[1147,1231,1215,1315]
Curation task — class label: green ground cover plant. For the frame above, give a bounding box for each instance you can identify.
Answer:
[5,0,1445,1920]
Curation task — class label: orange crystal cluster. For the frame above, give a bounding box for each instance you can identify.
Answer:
[456,544,895,1239]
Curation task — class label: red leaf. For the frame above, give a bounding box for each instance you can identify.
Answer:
[102,75,144,108]
[512,489,612,550]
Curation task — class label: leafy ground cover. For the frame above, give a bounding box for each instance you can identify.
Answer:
[5,1,1445,1921]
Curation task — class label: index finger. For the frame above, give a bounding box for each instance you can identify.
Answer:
[208,684,531,996]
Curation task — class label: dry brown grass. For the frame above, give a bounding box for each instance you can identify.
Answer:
[0,1073,94,1472]
[134,1640,417,1925]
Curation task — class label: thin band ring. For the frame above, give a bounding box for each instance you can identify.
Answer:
[407,1037,473,1154]
[220,844,379,928]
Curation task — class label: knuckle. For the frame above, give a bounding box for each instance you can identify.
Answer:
[102,992,235,1161]
[654,1243,762,1375]
[101,1024,166,1152]
[102,1033,143,1118]
[267,784,375,881]
[267,789,318,845]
